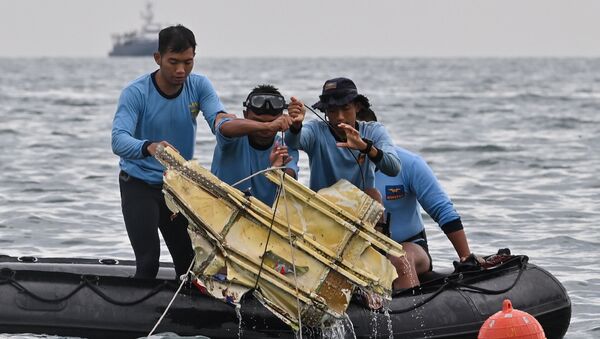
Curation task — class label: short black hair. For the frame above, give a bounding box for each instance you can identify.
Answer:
[158,25,196,54]
[247,84,281,97]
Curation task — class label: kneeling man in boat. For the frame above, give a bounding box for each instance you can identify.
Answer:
[355,96,479,289]
[211,84,305,205]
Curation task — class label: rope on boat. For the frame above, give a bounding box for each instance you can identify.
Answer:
[0,271,170,306]
[384,255,528,315]
[147,257,196,337]
[452,258,526,295]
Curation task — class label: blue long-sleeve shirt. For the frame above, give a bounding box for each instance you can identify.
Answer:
[211,118,300,206]
[285,120,400,191]
[111,71,225,185]
[375,146,462,243]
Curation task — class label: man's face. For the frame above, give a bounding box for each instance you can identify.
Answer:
[245,110,280,145]
[326,102,358,137]
[155,47,195,87]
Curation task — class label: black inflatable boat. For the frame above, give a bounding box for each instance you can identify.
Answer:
[0,253,570,338]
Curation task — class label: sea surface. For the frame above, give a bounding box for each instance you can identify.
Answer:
[0,57,598,338]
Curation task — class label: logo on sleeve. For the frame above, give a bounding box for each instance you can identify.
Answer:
[385,185,405,200]
[189,102,200,119]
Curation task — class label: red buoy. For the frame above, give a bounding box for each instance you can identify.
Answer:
[478,299,546,338]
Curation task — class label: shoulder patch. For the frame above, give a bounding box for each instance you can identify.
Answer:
[189,102,200,119]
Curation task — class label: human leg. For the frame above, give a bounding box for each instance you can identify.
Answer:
[119,171,162,278]
[388,242,431,289]
[158,200,194,279]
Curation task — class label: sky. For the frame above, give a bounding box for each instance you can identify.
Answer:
[1,0,599,58]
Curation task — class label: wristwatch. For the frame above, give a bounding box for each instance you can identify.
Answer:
[360,138,373,154]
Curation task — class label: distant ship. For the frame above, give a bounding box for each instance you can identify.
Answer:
[109,2,163,57]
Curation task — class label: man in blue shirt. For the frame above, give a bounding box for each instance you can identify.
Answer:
[356,98,476,289]
[111,25,229,279]
[211,85,303,206]
[285,77,400,203]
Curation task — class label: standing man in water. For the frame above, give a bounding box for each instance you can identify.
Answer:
[355,98,476,290]
[111,25,229,279]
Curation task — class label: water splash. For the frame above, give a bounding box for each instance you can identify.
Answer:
[369,310,378,338]
[383,307,393,339]
[318,314,356,339]
[234,304,243,339]
[396,255,429,337]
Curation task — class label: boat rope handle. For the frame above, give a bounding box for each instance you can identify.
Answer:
[452,256,528,295]
[0,270,170,305]
[84,278,169,306]
[384,255,528,315]
[0,275,87,303]
[147,257,196,337]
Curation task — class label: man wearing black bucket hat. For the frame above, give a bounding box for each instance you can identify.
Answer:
[285,77,400,201]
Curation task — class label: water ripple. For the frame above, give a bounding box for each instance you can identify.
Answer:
[0,57,598,339]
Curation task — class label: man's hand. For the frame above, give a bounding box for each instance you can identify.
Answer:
[270,143,292,167]
[460,253,486,265]
[335,123,367,150]
[288,96,305,129]
[266,115,294,132]
[147,141,178,156]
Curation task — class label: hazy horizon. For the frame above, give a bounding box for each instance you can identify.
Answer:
[1,0,599,58]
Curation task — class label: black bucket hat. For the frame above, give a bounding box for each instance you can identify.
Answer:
[312,77,367,112]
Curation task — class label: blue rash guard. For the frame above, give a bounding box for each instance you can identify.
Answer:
[211,118,300,206]
[111,71,225,185]
[375,146,463,244]
[285,120,400,191]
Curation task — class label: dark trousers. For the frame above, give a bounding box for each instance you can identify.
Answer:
[119,171,194,279]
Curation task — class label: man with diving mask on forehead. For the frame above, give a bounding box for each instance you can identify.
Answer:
[211,84,305,205]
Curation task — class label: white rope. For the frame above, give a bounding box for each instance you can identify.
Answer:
[147,258,195,337]
[279,170,303,337]
[230,166,287,188]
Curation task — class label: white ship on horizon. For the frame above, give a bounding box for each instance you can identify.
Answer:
[109,2,163,57]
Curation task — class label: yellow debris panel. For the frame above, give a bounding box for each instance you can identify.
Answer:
[155,146,404,329]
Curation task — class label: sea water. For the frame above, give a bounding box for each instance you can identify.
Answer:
[0,57,599,338]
